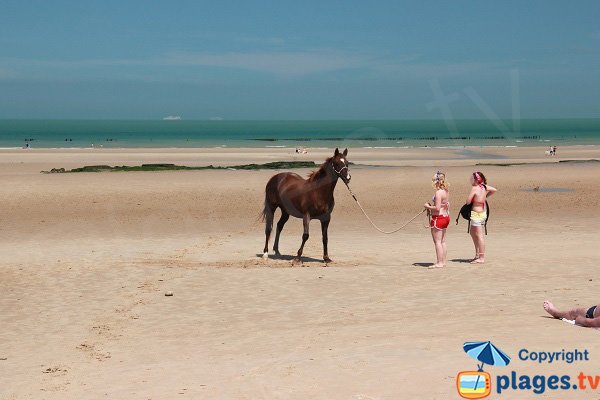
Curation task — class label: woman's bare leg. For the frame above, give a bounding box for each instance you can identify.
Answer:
[469,226,479,260]
[470,226,485,263]
[430,228,445,268]
[441,229,448,266]
[543,300,588,320]
[476,227,485,262]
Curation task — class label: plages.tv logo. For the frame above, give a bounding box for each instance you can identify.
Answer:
[457,341,511,399]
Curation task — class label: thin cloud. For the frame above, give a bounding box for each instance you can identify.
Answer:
[0,51,487,80]
[0,50,382,77]
[373,61,486,79]
[237,36,286,46]
[160,50,373,76]
[0,67,17,80]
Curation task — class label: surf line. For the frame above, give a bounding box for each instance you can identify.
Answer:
[343,182,427,234]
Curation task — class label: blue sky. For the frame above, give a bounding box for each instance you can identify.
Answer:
[1,1,599,119]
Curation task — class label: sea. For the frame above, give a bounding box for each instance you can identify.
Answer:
[0,119,599,149]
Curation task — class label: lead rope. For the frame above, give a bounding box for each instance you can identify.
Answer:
[343,182,427,234]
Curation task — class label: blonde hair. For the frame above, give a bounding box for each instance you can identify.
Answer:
[432,171,449,190]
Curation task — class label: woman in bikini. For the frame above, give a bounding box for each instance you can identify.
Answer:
[424,171,450,268]
[467,171,497,264]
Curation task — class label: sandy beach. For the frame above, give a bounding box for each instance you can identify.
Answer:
[1,145,599,399]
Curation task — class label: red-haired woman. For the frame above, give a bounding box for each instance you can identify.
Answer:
[467,172,497,264]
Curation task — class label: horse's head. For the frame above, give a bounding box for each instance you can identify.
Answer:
[331,148,351,184]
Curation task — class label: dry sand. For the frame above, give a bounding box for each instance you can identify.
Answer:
[0,146,599,399]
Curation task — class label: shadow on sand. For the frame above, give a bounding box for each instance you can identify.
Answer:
[255,253,326,263]
[450,258,475,264]
[412,262,434,268]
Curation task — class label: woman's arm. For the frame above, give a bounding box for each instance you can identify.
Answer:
[466,187,476,204]
[424,190,443,211]
[486,185,497,197]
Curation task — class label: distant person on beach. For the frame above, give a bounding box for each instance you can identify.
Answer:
[23,142,30,149]
[424,171,449,268]
[552,145,557,156]
[466,172,496,264]
[543,300,600,327]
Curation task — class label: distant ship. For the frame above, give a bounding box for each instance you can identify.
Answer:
[162,116,181,121]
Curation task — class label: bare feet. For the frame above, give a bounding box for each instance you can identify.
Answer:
[428,263,445,269]
[543,300,562,319]
[470,258,484,264]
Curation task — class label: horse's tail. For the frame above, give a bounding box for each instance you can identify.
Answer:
[259,175,279,222]
[259,199,269,222]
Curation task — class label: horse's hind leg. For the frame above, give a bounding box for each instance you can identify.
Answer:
[273,211,289,256]
[294,214,310,263]
[263,206,275,259]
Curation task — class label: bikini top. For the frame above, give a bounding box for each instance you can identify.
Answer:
[432,192,450,216]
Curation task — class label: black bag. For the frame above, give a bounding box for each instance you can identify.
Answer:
[457,203,472,222]
[456,201,490,235]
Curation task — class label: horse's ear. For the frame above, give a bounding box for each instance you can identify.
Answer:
[343,148,348,156]
[334,148,339,156]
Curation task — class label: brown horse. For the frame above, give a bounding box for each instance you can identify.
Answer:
[261,148,351,263]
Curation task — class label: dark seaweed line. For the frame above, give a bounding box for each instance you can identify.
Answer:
[41,161,320,173]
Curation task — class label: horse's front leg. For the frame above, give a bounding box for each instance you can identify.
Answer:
[321,217,332,263]
[294,214,310,263]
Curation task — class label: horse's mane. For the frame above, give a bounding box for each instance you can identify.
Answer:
[307,156,333,182]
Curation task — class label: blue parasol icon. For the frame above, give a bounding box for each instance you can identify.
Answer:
[463,341,511,392]
[464,341,511,370]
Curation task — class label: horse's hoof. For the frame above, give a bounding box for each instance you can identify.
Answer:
[262,252,269,260]
[274,251,281,257]
[323,257,332,263]
[292,257,302,265]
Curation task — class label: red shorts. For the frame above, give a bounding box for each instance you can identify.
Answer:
[430,215,450,230]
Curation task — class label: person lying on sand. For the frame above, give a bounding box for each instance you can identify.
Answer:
[543,300,600,327]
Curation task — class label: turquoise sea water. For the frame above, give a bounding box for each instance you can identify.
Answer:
[0,119,599,148]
